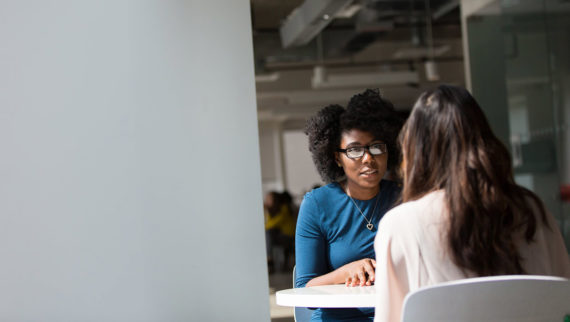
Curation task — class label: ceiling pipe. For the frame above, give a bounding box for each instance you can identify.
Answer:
[279,0,355,48]
[424,0,440,81]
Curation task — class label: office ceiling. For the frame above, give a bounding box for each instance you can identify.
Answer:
[251,0,465,129]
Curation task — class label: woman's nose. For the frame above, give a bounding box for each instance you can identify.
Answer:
[361,149,375,163]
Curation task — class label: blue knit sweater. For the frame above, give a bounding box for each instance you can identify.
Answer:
[295,180,401,321]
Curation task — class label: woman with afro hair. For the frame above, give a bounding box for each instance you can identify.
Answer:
[295,89,404,321]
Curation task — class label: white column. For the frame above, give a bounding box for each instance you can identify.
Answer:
[0,1,269,321]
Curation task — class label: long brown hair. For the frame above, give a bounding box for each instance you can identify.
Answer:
[399,85,548,276]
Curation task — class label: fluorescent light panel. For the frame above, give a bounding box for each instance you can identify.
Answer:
[311,66,419,89]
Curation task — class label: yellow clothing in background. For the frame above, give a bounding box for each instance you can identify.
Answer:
[265,205,296,237]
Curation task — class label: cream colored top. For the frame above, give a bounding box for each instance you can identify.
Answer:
[373,190,570,322]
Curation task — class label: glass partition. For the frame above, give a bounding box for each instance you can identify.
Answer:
[467,0,570,251]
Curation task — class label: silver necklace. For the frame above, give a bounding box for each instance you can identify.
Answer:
[347,191,380,231]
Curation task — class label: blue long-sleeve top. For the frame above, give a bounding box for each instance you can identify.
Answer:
[295,180,401,322]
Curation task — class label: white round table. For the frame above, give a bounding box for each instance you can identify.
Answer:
[275,284,376,308]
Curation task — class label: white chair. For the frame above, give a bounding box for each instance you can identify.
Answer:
[401,275,570,322]
[292,266,314,322]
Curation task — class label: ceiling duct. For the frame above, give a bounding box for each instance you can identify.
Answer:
[311,66,419,89]
[279,0,355,48]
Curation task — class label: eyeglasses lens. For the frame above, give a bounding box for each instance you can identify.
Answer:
[369,145,382,155]
[346,148,364,158]
[345,144,385,159]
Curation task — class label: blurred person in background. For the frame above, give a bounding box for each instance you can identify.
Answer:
[264,191,296,273]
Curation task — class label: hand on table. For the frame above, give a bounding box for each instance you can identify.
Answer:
[342,258,376,287]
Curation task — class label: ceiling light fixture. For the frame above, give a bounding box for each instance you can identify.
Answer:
[311,66,419,89]
[255,72,280,83]
[424,0,440,81]
[334,4,362,18]
[392,45,450,59]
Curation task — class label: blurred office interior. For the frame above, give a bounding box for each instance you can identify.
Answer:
[252,1,570,319]
[1,1,569,321]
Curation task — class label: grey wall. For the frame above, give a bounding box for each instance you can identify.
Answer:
[466,14,511,149]
[0,1,269,321]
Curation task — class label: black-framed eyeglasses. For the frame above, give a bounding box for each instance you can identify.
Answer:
[337,143,387,159]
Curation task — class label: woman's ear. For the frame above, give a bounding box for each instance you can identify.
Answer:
[334,152,342,167]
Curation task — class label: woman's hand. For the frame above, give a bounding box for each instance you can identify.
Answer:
[342,258,376,287]
[303,258,377,287]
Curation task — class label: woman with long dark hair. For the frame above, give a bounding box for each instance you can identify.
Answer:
[373,85,570,322]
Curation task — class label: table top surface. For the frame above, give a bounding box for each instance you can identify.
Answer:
[275,284,376,308]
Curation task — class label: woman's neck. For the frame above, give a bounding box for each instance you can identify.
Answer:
[342,181,380,200]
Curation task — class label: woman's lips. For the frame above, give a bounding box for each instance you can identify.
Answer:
[360,169,378,176]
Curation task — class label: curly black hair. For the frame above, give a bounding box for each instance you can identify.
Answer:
[304,89,404,183]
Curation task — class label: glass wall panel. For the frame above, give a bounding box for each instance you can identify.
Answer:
[467,0,570,251]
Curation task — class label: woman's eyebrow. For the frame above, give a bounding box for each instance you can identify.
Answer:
[344,142,363,148]
[345,140,383,147]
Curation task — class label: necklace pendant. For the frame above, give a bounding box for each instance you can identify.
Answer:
[366,223,374,230]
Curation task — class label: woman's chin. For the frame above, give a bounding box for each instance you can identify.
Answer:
[359,172,382,185]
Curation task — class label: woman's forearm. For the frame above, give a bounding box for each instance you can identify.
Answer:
[305,258,376,287]
[305,268,346,287]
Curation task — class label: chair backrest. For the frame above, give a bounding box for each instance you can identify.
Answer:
[401,275,570,322]
[292,266,314,322]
